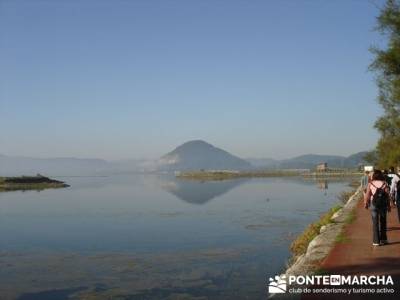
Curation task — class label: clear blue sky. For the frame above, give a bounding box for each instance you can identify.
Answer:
[0,0,386,160]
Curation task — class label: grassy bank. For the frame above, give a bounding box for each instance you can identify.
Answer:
[289,186,359,259]
[290,204,343,258]
[176,170,300,181]
[0,175,69,192]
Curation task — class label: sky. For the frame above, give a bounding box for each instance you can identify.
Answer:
[0,0,388,160]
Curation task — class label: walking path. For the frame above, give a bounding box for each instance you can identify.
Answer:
[302,198,400,299]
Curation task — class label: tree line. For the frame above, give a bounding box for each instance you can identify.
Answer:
[367,0,400,168]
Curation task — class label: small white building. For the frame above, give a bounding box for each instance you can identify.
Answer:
[364,166,374,172]
[316,163,328,172]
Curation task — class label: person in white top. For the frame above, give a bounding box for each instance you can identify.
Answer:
[389,166,400,222]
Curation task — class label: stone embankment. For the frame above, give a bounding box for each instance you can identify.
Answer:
[285,186,362,277]
[271,186,363,299]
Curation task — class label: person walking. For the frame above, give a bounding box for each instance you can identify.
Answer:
[389,166,400,222]
[364,170,391,246]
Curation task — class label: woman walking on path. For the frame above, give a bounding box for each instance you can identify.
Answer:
[363,170,391,246]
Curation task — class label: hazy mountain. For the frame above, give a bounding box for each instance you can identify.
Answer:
[247,152,368,170]
[0,155,111,176]
[110,159,158,173]
[0,144,367,176]
[278,154,345,169]
[245,158,279,168]
[156,140,252,171]
[344,152,369,167]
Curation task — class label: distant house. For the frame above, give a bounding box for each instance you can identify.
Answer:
[364,165,374,172]
[316,163,328,172]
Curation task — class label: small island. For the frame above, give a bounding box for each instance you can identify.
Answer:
[0,174,69,192]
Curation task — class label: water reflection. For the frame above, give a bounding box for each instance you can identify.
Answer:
[317,180,328,190]
[0,175,356,300]
[157,176,351,204]
[158,176,247,204]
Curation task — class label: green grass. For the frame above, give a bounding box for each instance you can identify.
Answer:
[335,231,350,243]
[290,205,342,258]
[333,209,356,244]
[345,210,357,224]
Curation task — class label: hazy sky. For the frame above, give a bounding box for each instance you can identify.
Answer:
[0,0,386,160]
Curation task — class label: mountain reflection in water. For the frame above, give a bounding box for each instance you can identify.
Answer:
[0,175,355,300]
[158,176,247,204]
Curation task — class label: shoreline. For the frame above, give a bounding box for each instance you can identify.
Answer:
[303,172,363,178]
[285,186,362,276]
[176,170,363,181]
[269,186,363,299]
[176,170,301,181]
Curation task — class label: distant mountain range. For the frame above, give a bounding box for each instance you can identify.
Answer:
[0,140,367,176]
[0,154,110,176]
[247,152,368,170]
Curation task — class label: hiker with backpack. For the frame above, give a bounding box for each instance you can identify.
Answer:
[389,166,400,222]
[363,170,391,246]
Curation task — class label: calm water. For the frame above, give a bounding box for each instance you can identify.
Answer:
[0,175,353,300]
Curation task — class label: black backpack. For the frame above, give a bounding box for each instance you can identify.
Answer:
[371,182,388,210]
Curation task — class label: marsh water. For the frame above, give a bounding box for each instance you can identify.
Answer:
[0,175,354,300]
